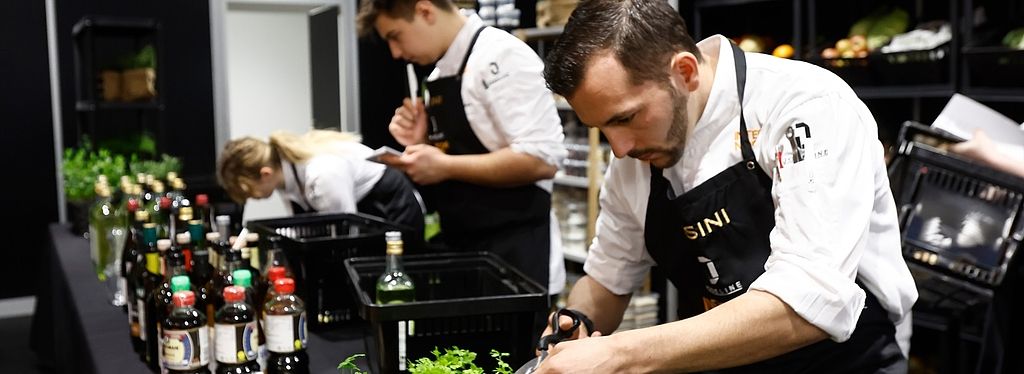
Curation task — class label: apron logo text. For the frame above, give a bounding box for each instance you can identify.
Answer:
[706,280,744,297]
[682,208,732,240]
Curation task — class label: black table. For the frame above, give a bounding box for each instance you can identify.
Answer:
[32,223,371,374]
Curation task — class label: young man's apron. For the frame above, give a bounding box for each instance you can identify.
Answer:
[419,26,550,290]
[642,42,903,373]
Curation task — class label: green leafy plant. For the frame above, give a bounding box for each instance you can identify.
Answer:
[408,347,513,374]
[337,353,367,373]
[118,44,157,69]
[62,140,127,202]
[129,153,181,180]
[62,136,181,202]
[338,348,513,374]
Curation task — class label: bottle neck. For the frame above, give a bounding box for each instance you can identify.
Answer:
[145,252,160,275]
[385,253,403,273]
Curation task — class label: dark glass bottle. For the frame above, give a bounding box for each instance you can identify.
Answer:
[215,286,261,374]
[194,194,213,235]
[188,221,215,326]
[145,238,174,371]
[136,224,163,366]
[212,248,244,324]
[264,278,309,374]
[122,204,145,355]
[162,290,211,374]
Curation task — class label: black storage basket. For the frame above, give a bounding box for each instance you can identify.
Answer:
[247,212,416,331]
[875,43,951,86]
[345,252,549,373]
[888,124,1024,289]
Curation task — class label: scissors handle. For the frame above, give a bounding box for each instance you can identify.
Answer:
[537,308,594,351]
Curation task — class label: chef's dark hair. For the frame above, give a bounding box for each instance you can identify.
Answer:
[356,0,456,37]
[544,0,702,99]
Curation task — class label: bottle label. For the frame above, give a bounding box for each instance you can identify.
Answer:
[118,277,128,304]
[264,313,307,353]
[162,326,210,370]
[398,321,407,371]
[137,299,147,341]
[215,321,258,363]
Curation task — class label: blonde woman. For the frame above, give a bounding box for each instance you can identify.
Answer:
[217,129,424,238]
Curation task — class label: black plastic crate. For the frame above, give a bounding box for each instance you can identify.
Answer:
[889,139,1024,289]
[816,55,878,86]
[247,212,416,331]
[875,44,951,86]
[345,252,549,373]
[964,47,1024,88]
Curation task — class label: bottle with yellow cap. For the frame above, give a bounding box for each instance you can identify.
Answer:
[375,231,416,304]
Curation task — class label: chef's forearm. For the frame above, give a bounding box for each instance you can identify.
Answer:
[566,275,631,335]
[444,148,557,187]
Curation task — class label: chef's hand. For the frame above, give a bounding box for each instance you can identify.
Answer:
[389,98,427,146]
[540,311,594,343]
[949,129,997,165]
[391,144,450,185]
[534,333,629,374]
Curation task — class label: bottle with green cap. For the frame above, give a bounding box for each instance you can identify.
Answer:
[213,249,245,321]
[148,243,197,373]
[162,290,211,373]
[215,286,261,373]
[232,269,259,308]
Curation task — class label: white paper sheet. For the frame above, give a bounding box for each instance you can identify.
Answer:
[931,93,1024,162]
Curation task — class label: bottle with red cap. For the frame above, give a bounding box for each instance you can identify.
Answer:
[195,194,213,235]
[162,290,211,374]
[263,278,308,374]
[215,286,261,373]
[258,265,287,369]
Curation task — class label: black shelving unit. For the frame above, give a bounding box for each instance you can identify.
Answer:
[71,15,164,152]
[960,0,1024,103]
[693,0,802,60]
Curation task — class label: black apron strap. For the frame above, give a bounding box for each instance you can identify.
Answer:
[457,26,487,76]
[729,42,756,162]
[288,161,315,213]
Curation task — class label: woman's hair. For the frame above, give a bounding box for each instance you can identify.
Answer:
[217,130,361,204]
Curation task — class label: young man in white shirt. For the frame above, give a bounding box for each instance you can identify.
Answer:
[531,0,918,373]
[357,0,568,301]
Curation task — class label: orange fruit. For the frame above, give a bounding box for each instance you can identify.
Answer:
[772,44,794,59]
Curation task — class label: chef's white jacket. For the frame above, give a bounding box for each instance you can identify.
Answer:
[584,35,918,354]
[280,141,385,214]
[424,14,568,294]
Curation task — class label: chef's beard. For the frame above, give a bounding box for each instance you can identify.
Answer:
[628,86,689,169]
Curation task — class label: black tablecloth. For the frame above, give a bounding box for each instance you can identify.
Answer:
[32,223,370,374]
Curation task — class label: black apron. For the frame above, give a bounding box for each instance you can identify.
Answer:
[289,164,426,248]
[419,26,551,291]
[642,42,903,373]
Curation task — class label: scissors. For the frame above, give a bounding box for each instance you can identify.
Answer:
[514,308,594,374]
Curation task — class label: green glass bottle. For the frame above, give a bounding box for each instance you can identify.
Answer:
[375,231,415,304]
[90,182,127,305]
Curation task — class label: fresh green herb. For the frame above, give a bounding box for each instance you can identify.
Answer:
[62,141,126,202]
[337,353,367,373]
[490,349,514,374]
[128,153,181,179]
[339,347,514,374]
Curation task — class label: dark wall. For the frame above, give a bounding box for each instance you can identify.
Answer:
[54,0,216,179]
[0,0,217,298]
[0,0,58,299]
